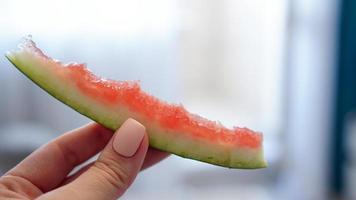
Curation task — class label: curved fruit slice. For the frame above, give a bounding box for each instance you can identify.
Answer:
[5,37,267,169]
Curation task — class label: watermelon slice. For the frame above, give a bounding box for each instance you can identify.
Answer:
[5,37,267,169]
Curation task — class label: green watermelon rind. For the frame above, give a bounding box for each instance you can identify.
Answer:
[5,45,267,169]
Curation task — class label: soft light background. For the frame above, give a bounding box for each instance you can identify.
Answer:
[0,0,341,199]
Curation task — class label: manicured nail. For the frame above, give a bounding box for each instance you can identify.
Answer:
[113,118,146,157]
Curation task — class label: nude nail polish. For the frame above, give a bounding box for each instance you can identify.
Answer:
[112,118,146,157]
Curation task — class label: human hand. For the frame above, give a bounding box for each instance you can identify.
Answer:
[0,118,169,200]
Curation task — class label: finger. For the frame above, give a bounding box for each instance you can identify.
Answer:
[62,148,169,185]
[61,163,95,185]
[6,123,113,192]
[141,148,170,170]
[38,118,148,200]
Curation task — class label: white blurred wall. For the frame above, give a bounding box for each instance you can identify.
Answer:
[0,0,298,199]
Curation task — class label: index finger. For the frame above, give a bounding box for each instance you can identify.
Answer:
[5,123,113,192]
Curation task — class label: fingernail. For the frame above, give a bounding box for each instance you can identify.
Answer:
[113,118,146,157]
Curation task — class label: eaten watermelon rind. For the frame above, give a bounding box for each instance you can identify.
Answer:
[5,38,267,169]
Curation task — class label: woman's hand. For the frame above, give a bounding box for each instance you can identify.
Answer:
[0,118,168,200]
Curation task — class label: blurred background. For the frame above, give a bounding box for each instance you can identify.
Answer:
[0,0,354,199]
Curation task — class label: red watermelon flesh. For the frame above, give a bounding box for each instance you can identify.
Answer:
[6,37,267,169]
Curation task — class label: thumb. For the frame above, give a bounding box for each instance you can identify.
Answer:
[43,118,148,200]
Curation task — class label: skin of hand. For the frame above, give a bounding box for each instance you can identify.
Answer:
[0,118,169,200]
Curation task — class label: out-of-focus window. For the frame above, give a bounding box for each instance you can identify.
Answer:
[179,0,286,138]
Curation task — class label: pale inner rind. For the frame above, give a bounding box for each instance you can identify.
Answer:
[6,48,267,169]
